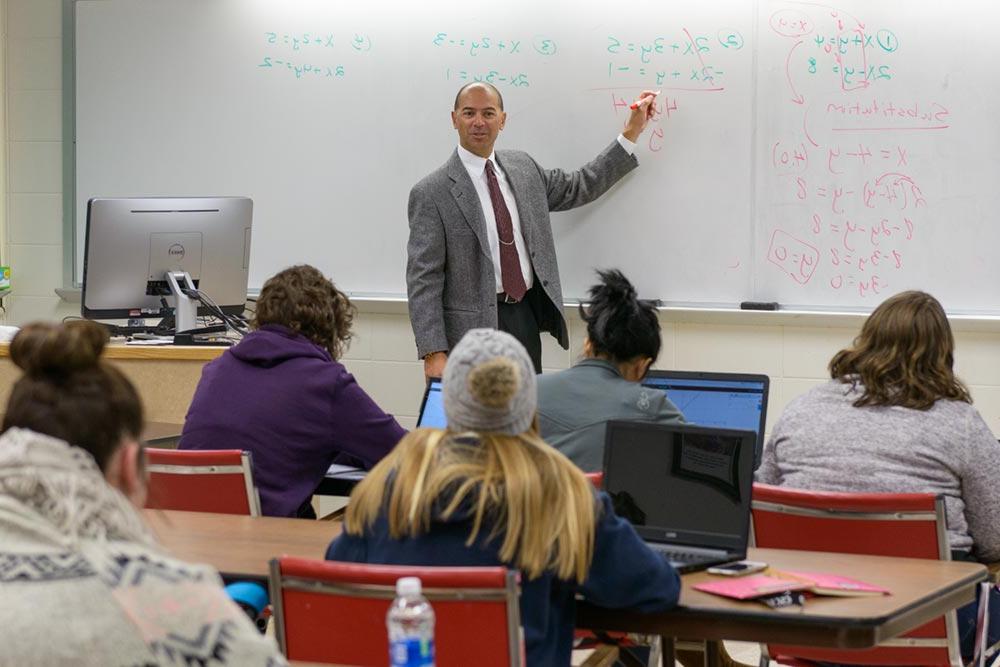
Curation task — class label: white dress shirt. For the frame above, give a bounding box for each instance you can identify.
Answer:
[456,134,636,293]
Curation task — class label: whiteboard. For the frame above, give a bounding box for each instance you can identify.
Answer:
[74,0,755,302]
[754,0,1000,312]
[74,0,1000,312]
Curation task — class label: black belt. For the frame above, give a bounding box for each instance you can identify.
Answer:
[497,292,520,304]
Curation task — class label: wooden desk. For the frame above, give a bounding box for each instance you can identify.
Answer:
[146,511,985,658]
[579,547,985,654]
[143,509,339,581]
[0,342,225,423]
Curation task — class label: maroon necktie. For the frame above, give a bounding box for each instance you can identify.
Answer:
[484,160,527,302]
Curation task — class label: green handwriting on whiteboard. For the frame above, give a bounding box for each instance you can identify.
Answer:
[446,68,529,87]
[432,32,556,57]
[803,28,898,88]
[258,55,345,80]
[264,31,373,52]
[605,30,745,89]
[607,31,744,60]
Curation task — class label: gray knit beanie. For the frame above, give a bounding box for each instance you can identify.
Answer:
[443,328,537,435]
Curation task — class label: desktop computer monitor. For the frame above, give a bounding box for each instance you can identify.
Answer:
[82,196,252,329]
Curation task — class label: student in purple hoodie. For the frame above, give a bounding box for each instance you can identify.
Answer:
[180,265,406,518]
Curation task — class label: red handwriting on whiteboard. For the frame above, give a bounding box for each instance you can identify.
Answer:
[863,172,926,210]
[827,143,908,174]
[767,230,820,285]
[770,10,814,38]
[772,140,809,174]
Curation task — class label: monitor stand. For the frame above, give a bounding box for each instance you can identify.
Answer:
[164,270,199,333]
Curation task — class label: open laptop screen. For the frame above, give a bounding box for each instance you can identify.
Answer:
[642,371,768,466]
[602,421,755,551]
[416,378,446,428]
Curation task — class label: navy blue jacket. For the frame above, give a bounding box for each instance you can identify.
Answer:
[326,491,679,666]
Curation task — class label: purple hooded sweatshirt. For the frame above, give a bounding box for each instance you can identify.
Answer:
[180,324,406,517]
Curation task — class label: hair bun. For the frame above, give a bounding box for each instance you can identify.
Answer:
[11,320,109,377]
[593,268,637,302]
[467,358,521,409]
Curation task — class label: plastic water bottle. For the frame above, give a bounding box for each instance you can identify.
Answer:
[387,576,435,667]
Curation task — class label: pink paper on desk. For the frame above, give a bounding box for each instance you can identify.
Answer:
[782,570,890,596]
[693,575,811,600]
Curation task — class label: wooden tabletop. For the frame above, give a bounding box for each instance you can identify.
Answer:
[0,341,227,361]
[143,509,340,580]
[578,547,986,649]
[143,511,985,651]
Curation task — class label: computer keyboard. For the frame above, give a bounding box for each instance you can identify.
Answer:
[99,323,168,337]
[650,546,703,563]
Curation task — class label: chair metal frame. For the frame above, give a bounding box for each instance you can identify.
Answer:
[269,557,524,666]
[146,448,261,516]
[752,484,992,667]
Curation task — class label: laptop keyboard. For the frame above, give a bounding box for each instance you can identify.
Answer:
[649,546,708,564]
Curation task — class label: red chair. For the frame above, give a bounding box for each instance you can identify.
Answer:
[145,448,261,516]
[269,557,524,666]
[585,471,604,489]
[752,483,991,667]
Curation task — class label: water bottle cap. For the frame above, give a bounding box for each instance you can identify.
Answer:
[396,576,422,596]
[224,581,269,614]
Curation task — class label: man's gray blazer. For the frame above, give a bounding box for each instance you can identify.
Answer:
[406,140,638,359]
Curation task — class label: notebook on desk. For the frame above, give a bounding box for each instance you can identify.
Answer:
[602,421,756,573]
[641,370,769,467]
[416,377,446,428]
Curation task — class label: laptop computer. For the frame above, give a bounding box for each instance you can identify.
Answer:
[641,370,769,467]
[602,420,756,573]
[416,377,446,428]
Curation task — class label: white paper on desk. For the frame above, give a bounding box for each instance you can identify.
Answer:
[327,464,366,480]
[125,339,175,346]
[0,325,20,342]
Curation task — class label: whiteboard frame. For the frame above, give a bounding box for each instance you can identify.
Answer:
[58,0,1000,321]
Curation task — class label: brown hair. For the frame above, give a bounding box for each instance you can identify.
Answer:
[829,290,971,409]
[4,320,144,471]
[253,264,356,359]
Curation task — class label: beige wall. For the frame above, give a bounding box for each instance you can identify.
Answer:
[5,0,66,323]
[5,0,1000,438]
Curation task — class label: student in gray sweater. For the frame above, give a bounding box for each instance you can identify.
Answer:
[537,269,684,471]
[758,290,1000,661]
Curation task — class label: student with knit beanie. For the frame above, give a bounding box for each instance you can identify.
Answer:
[326,328,680,666]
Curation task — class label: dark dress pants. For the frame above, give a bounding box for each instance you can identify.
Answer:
[496,285,543,374]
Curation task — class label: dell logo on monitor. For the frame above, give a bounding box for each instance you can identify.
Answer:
[664,531,678,539]
[168,244,185,259]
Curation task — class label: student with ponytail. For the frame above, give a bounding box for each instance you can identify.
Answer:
[0,321,283,665]
[326,328,679,666]
[536,269,684,471]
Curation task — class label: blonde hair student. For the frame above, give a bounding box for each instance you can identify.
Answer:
[326,328,679,666]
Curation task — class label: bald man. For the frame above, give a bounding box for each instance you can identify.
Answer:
[407,83,657,376]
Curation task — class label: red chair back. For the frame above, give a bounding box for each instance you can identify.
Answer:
[751,483,958,666]
[145,448,261,516]
[270,557,524,667]
[585,471,603,489]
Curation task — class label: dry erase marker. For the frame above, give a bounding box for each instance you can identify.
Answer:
[630,90,661,109]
